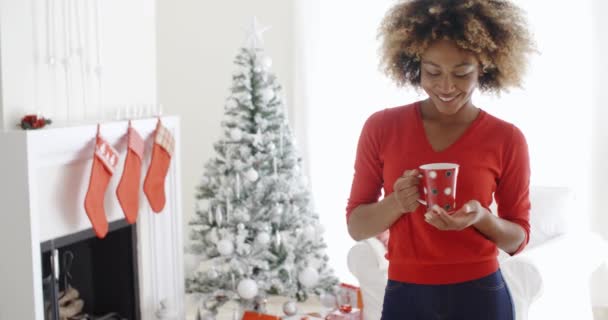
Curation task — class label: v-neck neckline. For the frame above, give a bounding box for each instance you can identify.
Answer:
[414,100,485,154]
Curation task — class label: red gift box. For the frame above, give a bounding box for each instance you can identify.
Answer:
[242,311,281,320]
[339,283,363,310]
[324,308,362,320]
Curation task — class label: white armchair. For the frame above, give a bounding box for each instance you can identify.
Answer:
[347,186,608,320]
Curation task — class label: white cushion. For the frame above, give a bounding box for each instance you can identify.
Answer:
[490,186,572,249]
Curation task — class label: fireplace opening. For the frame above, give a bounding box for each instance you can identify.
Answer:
[40,220,140,320]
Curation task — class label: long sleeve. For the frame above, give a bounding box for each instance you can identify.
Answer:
[345,110,386,220]
[494,124,531,255]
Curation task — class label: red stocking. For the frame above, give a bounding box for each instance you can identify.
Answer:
[116,125,144,224]
[84,131,119,238]
[143,120,174,213]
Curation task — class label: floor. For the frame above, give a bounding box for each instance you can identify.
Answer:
[595,307,608,320]
[185,294,327,320]
[185,295,608,320]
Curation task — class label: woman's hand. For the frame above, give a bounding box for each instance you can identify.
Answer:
[391,169,421,213]
[423,200,488,231]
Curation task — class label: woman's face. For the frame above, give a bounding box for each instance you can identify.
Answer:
[420,40,480,115]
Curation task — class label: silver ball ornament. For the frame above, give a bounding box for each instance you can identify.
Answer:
[245,168,259,182]
[230,128,243,141]
[217,239,234,256]
[207,269,219,279]
[298,267,319,288]
[320,292,337,309]
[282,301,298,316]
[256,232,271,245]
[237,279,259,300]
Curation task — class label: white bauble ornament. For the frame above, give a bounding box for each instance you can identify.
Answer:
[217,239,234,256]
[319,292,337,309]
[263,57,272,69]
[273,205,283,216]
[226,99,238,110]
[256,232,270,245]
[298,267,319,288]
[282,301,298,316]
[230,128,243,141]
[237,279,258,300]
[245,168,259,182]
[207,269,219,279]
[303,225,316,240]
[237,223,245,231]
[260,88,274,102]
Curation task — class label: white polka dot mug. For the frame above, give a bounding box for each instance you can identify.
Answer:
[417,163,459,212]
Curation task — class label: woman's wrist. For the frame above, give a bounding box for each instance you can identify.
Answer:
[384,193,405,217]
[472,206,492,229]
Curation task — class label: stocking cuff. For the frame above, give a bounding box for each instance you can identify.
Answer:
[155,124,175,156]
[128,127,145,159]
[94,137,119,174]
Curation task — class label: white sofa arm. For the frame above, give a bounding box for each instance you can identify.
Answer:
[347,238,389,320]
[499,249,542,320]
[347,238,388,277]
[503,232,608,320]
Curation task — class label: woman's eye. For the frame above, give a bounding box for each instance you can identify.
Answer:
[425,70,440,77]
[454,72,472,78]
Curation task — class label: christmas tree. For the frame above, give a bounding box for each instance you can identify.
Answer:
[186,19,338,315]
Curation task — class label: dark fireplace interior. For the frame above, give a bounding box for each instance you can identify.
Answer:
[40,220,140,320]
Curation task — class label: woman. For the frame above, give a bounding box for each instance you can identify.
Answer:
[345,1,535,319]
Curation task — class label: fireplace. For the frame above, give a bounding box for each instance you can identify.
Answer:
[41,220,140,320]
[0,117,185,320]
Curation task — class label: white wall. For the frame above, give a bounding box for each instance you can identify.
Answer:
[156,0,296,251]
[591,0,608,307]
[0,0,157,129]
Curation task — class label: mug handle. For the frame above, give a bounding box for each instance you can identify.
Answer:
[416,174,427,206]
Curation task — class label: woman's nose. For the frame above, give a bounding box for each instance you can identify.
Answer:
[438,75,455,93]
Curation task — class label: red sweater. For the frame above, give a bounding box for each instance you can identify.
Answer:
[346,101,530,284]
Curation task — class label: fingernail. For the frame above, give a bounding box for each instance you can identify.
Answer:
[432,204,441,211]
[424,214,431,220]
[464,204,471,212]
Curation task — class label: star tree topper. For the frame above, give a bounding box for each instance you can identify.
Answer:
[244,16,271,49]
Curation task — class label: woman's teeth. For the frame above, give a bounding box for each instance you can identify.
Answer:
[438,95,456,102]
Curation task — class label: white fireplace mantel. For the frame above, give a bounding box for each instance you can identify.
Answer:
[0,116,185,319]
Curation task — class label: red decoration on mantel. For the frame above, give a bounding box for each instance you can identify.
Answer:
[19,114,52,129]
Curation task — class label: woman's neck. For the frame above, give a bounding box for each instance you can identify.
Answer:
[420,98,479,125]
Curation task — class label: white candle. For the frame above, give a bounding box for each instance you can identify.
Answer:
[215,206,223,227]
[275,230,281,247]
[235,173,241,199]
[208,206,214,224]
[225,198,230,222]
[231,273,236,290]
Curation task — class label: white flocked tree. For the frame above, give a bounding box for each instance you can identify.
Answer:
[186,18,339,316]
